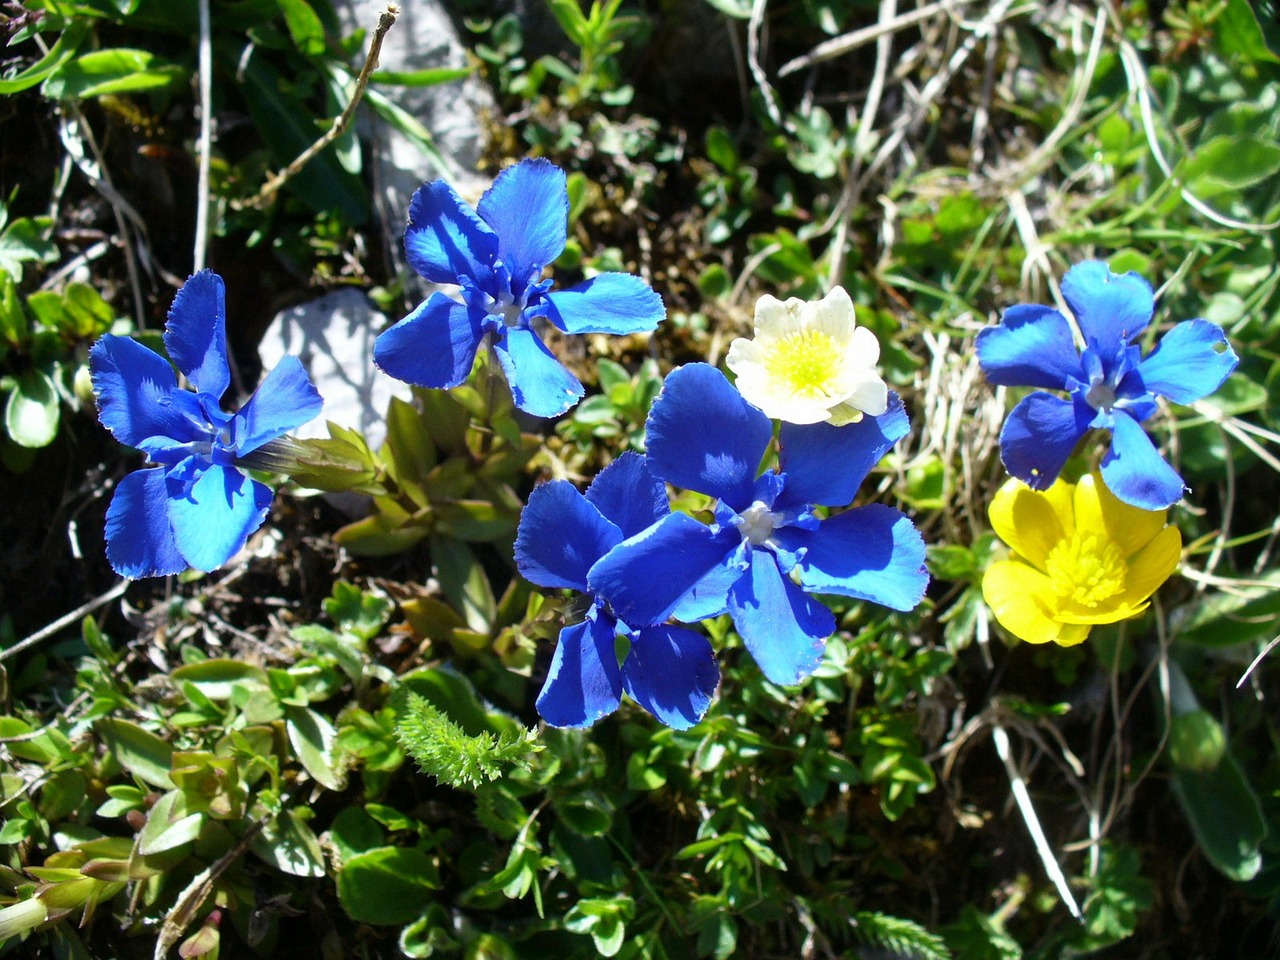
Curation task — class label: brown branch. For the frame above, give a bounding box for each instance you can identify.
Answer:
[235,4,399,211]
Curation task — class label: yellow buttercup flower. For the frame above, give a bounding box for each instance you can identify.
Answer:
[981,472,1181,646]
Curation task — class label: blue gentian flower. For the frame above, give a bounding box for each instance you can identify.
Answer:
[515,452,719,729]
[587,364,928,687]
[91,270,323,578]
[977,260,1238,510]
[374,158,666,418]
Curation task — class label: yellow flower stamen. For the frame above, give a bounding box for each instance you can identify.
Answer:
[762,329,840,397]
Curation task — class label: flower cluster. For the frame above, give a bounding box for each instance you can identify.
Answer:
[981,472,1181,646]
[517,362,929,726]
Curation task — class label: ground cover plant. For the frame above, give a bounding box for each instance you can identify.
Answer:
[2,0,1280,957]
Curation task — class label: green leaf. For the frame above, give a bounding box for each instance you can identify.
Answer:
[251,808,326,877]
[285,706,345,791]
[5,369,60,448]
[0,215,58,282]
[337,846,439,925]
[275,0,326,57]
[1181,134,1280,197]
[137,790,203,855]
[42,48,187,100]
[0,21,91,95]
[323,580,391,642]
[371,66,473,86]
[395,692,539,789]
[1215,0,1280,64]
[171,659,270,699]
[701,0,753,16]
[97,717,174,789]
[1172,751,1267,881]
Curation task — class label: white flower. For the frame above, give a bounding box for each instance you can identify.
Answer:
[725,286,888,426]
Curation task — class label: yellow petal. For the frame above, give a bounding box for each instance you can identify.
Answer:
[983,560,1064,645]
[1056,599,1149,625]
[1076,471,1167,558]
[1118,524,1182,606]
[988,477,1075,570]
[1055,622,1092,646]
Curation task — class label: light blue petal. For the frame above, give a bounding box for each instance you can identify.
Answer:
[645,363,772,511]
[90,334,204,449]
[976,304,1083,389]
[164,270,230,399]
[1137,319,1239,406]
[404,179,499,286]
[493,326,584,418]
[671,549,744,622]
[727,549,833,686]
[535,612,622,729]
[588,512,739,627]
[476,158,567,290]
[104,468,187,578]
[584,450,668,538]
[544,274,665,335]
[777,392,909,509]
[999,392,1092,490]
[1060,260,1154,348]
[374,292,483,389]
[233,356,323,454]
[1100,411,1186,510]
[166,460,273,572]
[515,480,621,592]
[791,504,928,611]
[622,625,719,730]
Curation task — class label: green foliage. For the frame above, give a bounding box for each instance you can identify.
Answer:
[396,692,541,789]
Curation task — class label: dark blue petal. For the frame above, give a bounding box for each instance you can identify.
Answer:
[544,274,665,334]
[777,391,909,509]
[588,512,739,626]
[90,334,204,449]
[374,293,484,389]
[671,546,747,622]
[476,158,567,289]
[515,480,621,591]
[164,270,230,399]
[644,363,771,511]
[1137,319,1239,406]
[535,612,622,728]
[622,625,719,730]
[1061,260,1154,348]
[584,451,668,538]
[976,304,1083,389]
[166,460,273,572]
[1100,411,1186,510]
[999,392,1092,490]
[404,179,499,286]
[791,504,928,610]
[494,326,584,418]
[104,468,187,578]
[727,548,833,686]
[233,356,323,454]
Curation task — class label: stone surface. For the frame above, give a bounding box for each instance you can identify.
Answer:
[258,287,410,448]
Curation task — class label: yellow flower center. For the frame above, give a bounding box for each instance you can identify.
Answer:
[1044,532,1127,608]
[763,329,840,396]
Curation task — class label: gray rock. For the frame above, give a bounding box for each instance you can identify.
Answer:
[258,287,410,448]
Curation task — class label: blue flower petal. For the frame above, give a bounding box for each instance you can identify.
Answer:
[789,504,928,610]
[104,468,187,578]
[494,326,584,418]
[476,159,567,289]
[404,179,499,286]
[999,392,1092,490]
[976,305,1083,389]
[589,512,739,626]
[584,451,668,538]
[671,549,744,622]
[374,292,483,389]
[727,548,833,686]
[233,356,323,455]
[622,624,719,730]
[544,274,665,335]
[515,480,621,591]
[166,460,273,572]
[1137,319,1238,406]
[1100,411,1186,510]
[1061,260,1154,348]
[90,334,205,449]
[777,392,909,509]
[536,611,623,728]
[163,270,230,399]
[645,363,772,511]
